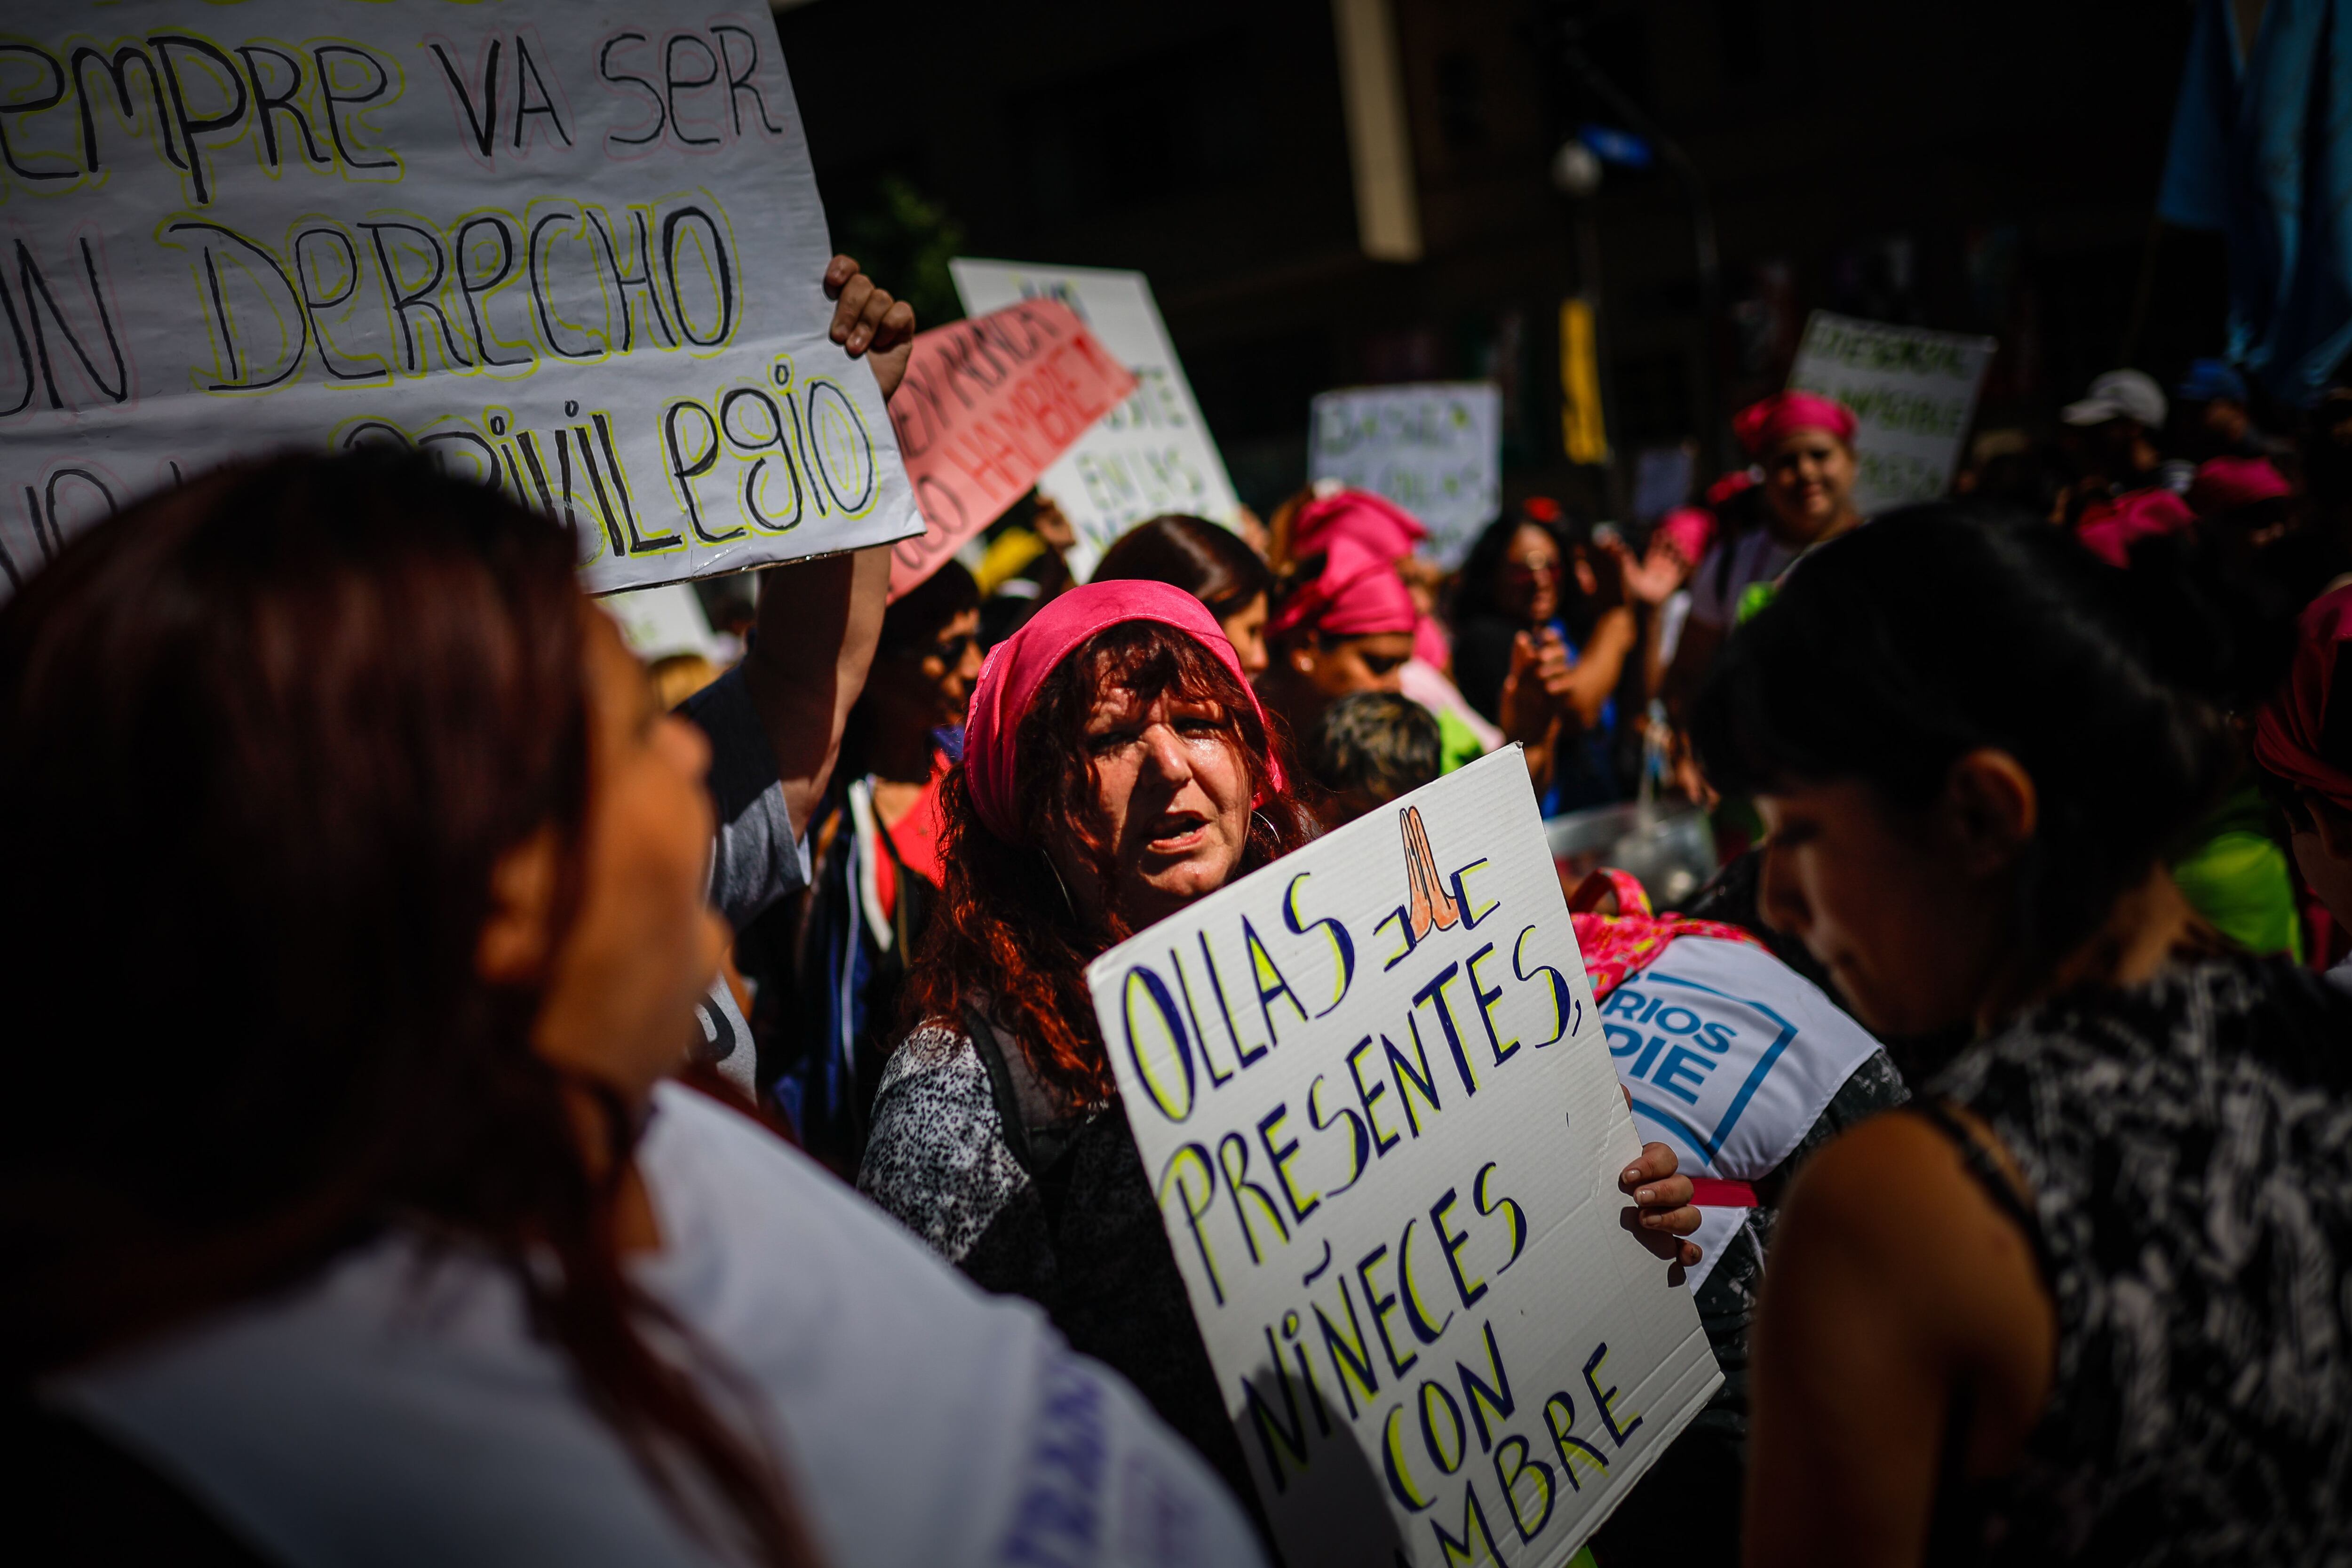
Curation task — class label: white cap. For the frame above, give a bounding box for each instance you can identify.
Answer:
[2061,369,2167,429]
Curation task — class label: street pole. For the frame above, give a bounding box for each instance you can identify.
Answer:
[1554,17,1730,476]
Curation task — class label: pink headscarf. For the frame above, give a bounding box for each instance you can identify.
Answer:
[1733,391,1857,458]
[2255,584,2352,812]
[1653,505,1717,565]
[1290,489,1427,564]
[2074,486,2193,568]
[962,579,1281,845]
[2189,455,2292,516]
[1266,536,1419,640]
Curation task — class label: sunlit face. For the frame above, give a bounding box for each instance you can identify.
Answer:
[526,613,727,1104]
[1753,777,2009,1039]
[1220,591,1271,677]
[1046,687,1255,933]
[1762,429,1858,541]
[1498,525,1562,623]
[1293,631,1414,700]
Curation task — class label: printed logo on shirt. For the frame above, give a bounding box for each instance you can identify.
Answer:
[1600,970,1796,1176]
[998,1353,1111,1566]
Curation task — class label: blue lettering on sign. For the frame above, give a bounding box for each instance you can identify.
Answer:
[1605,971,1799,1164]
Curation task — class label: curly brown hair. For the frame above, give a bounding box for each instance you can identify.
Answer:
[905,620,1317,1105]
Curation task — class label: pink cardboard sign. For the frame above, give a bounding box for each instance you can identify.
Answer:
[886,299,1136,600]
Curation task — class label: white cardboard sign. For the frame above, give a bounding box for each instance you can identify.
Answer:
[1308,382,1502,567]
[1087,748,1721,1568]
[1787,311,1996,516]
[0,0,920,598]
[949,258,1241,576]
[602,581,719,662]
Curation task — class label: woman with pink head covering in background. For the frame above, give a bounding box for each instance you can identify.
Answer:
[1660,390,1863,719]
[1282,486,1503,767]
[856,578,1702,1513]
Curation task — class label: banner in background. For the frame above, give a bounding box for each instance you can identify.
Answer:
[1309,382,1502,566]
[0,0,920,598]
[603,581,719,662]
[949,258,1241,576]
[1086,748,1721,1568]
[885,299,1133,600]
[1786,311,1997,516]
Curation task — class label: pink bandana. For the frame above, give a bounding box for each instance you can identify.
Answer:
[1733,391,1857,458]
[1266,537,1419,640]
[962,579,1280,845]
[2188,455,2291,516]
[2255,584,2352,812]
[1290,489,1428,565]
[2074,486,2193,568]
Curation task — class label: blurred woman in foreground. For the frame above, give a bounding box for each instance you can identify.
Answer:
[0,454,1263,1568]
[1695,507,2352,1565]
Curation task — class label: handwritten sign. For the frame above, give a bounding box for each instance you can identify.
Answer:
[0,0,920,599]
[885,299,1133,600]
[603,581,719,662]
[1309,382,1501,566]
[1787,311,1996,516]
[1087,748,1720,1568]
[949,258,1241,577]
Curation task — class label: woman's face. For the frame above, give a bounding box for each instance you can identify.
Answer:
[1290,630,1414,701]
[1753,776,2012,1040]
[516,613,728,1106]
[1762,429,1858,540]
[872,608,985,730]
[1048,686,1255,932]
[1220,591,1271,677]
[1497,525,1562,624]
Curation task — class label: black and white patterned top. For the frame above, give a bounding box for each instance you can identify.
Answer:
[858,1023,1259,1513]
[1927,951,2352,1564]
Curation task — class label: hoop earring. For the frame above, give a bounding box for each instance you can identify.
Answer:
[1252,809,1278,844]
[1041,849,1078,922]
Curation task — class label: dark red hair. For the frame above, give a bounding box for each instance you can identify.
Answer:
[0,452,813,1567]
[906,620,1316,1104]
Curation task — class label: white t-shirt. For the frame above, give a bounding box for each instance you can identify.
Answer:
[54,1085,1264,1568]
[1601,935,1887,1289]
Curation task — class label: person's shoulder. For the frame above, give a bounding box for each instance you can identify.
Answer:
[858,1024,1030,1264]
[879,1021,982,1091]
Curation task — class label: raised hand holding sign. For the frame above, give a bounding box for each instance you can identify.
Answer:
[0,0,922,597]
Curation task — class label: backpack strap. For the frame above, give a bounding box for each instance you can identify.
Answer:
[962,1002,1040,1175]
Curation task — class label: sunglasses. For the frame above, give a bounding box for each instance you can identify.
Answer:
[913,630,977,667]
[1504,557,1562,583]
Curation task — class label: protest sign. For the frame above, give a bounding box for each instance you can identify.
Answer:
[0,0,920,600]
[1087,748,1721,1568]
[885,299,1133,600]
[949,258,1240,575]
[603,581,719,662]
[1787,311,1997,515]
[1308,382,1501,566]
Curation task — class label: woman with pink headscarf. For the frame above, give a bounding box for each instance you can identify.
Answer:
[857,579,1701,1506]
[1281,487,1502,768]
[1662,391,1862,712]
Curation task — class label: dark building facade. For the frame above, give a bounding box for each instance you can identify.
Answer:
[777,0,2214,516]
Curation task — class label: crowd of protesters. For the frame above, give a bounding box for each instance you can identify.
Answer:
[11,245,2352,1568]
